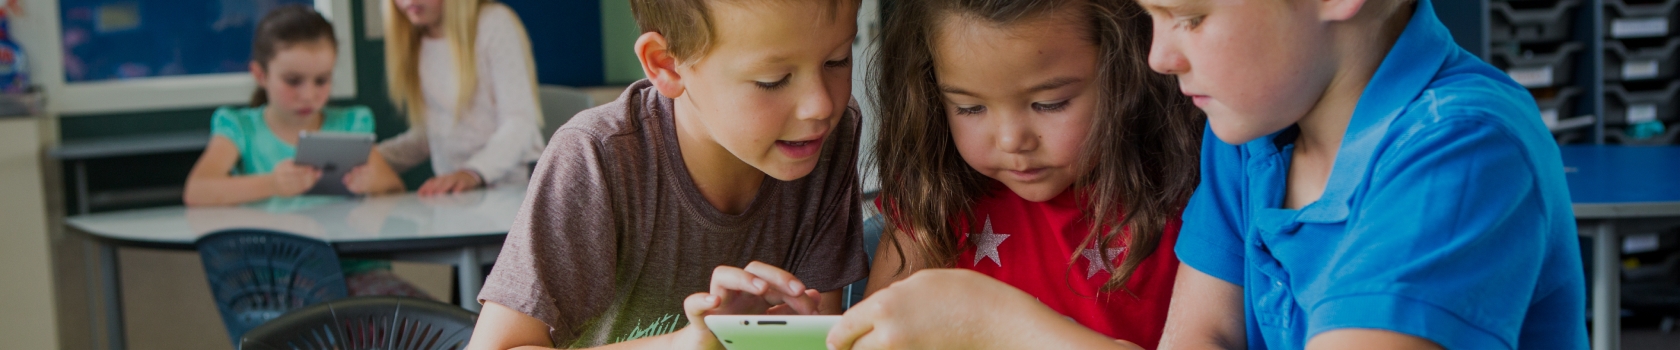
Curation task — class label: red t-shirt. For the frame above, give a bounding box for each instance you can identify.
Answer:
[879,184,1180,348]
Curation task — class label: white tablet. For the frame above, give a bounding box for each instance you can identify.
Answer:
[294,131,374,196]
[704,315,840,350]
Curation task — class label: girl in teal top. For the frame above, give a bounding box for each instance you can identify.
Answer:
[184,6,429,301]
[184,6,403,206]
[209,105,374,176]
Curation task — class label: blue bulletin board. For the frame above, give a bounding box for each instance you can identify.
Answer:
[501,0,605,86]
[59,0,315,83]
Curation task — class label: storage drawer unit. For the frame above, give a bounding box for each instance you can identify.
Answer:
[1604,38,1680,81]
[1605,0,1680,39]
[1534,87,1585,129]
[1491,0,1583,43]
[1492,42,1585,88]
[1603,81,1680,125]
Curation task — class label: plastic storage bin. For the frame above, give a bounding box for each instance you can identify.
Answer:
[1603,81,1680,126]
[1490,0,1581,43]
[1532,87,1583,130]
[1491,42,1583,88]
[1605,38,1680,82]
[1605,0,1680,39]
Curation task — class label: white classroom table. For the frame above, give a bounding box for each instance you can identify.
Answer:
[66,186,527,350]
[1561,145,1680,350]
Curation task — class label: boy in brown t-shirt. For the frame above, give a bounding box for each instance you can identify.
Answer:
[468,0,868,349]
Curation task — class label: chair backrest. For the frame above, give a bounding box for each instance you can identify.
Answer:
[238,296,478,350]
[196,229,348,345]
[538,85,594,140]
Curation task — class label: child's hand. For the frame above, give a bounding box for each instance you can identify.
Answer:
[342,165,374,194]
[272,159,321,196]
[671,262,821,350]
[418,170,484,196]
[707,261,822,315]
[671,293,729,350]
[828,269,1046,350]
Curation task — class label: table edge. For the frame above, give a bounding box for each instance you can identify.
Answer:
[1573,201,1680,219]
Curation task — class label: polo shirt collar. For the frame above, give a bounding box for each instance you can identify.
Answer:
[1293,0,1454,224]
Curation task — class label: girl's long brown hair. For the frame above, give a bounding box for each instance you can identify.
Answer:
[871,0,1203,292]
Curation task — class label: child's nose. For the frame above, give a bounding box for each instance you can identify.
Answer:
[996,115,1038,154]
[1148,31,1188,75]
[299,85,325,101]
[795,76,837,122]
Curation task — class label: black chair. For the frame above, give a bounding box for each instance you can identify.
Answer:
[197,229,350,345]
[238,296,478,350]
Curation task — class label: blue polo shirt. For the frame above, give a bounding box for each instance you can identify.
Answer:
[1176,0,1587,349]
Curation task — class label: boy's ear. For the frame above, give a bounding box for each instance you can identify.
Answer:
[1317,0,1370,21]
[635,32,687,99]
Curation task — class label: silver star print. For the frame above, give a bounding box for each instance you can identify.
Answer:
[970,217,1010,266]
[1082,247,1127,279]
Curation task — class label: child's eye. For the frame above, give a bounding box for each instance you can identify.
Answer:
[285,78,304,86]
[755,75,790,91]
[1032,100,1070,113]
[953,105,986,115]
[1177,16,1205,30]
[825,57,852,68]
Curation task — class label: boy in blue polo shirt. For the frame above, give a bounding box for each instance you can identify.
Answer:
[824,0,1585,349]
[1142,0,1587,348]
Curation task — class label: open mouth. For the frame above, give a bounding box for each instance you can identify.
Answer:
[775,137,824,159]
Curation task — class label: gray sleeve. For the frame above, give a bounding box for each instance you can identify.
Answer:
[376,129,430,173]
[787,108,870,292]
[477,127,618,345]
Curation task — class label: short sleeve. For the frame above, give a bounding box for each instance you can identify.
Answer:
[784,107,869,292]
[1176,124,1248,286]
[344,106,376,134]
[477,127,619,345]
[1300,120,1547,350]
[210,107,247,145]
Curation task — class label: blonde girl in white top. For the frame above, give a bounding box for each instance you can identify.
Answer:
[379,0,544,195]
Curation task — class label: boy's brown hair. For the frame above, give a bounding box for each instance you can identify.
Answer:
[628,0,852,61]
[872,0,1203,292]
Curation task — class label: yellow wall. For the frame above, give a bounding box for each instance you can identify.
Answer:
[0,116,60,350]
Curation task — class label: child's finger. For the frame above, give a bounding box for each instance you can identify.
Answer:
[743,261,806,296]
[418,179,442,195]
[683,292,721,323]
[708,265,770,298]
[826,304,878,350]
[786,288,822,315]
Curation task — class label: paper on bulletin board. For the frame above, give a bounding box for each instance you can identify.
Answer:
[364,0,383,39]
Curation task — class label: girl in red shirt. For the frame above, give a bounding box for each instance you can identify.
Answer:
[862,0,1202,348]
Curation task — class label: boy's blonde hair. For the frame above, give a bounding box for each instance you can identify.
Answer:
[384,0,539,129]
[628,0,854,62]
